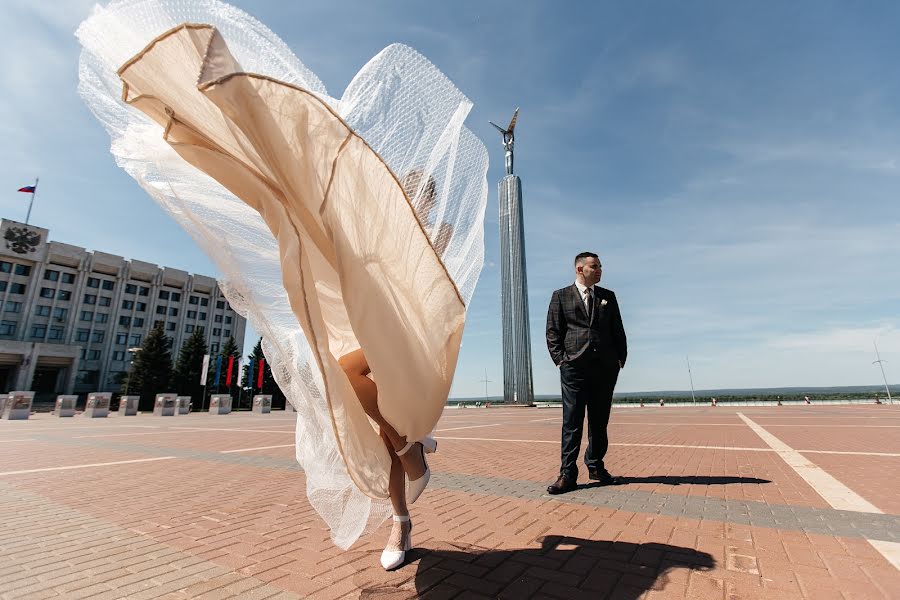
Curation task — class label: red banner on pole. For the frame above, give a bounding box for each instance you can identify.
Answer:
[257,359,264,389]
[226,356,234,385]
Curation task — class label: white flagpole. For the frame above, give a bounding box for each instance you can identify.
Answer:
[25,177,38,225]
[873,341,893,404]
[686,355,697,404]
[200,354,211,411]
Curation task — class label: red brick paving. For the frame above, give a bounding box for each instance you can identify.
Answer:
[0,405,898,599]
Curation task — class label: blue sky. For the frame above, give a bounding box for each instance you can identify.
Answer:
[2,1,898,396]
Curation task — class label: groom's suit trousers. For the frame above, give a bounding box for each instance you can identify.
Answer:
[560,351,620,479]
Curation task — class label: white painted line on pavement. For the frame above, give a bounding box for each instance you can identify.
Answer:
[611,443,772,452]
[433,423,503,432]
[435,436,557,444]
[172,427,293,434]
[0,456,176,476]
[432,436,896,458]
[75,431,192,438]
[220,444,295,454]
[868,540,900,571]
[738,412,881,513]
[0,439,36,443]
[738,412,900,572]
[801,450,900,457]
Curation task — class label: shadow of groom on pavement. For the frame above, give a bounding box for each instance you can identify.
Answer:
[357,534,715,599]
[607,475,771,486]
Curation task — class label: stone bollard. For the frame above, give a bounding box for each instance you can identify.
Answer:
[2,392,34,420]
[153,394,177,416]
[176,396,192,415]
[209,395,232,415]
[55,395,77,417]
[118,396,139,416]
[85,393,111,418]
[252,395,272,414]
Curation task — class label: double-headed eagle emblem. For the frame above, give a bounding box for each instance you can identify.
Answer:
[4,226,41,254]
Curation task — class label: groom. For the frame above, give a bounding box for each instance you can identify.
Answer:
[545,252,627,494]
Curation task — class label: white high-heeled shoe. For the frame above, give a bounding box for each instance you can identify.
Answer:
[380,514,412,570]
[397,436,437,504]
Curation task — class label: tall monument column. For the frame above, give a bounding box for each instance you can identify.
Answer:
[491,109,534,405]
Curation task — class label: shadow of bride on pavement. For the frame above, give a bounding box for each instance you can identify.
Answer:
[356,534,715,599]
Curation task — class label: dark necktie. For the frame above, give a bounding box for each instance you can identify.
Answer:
[585,287,593,316]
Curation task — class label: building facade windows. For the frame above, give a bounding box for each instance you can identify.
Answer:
[44,270,59,281]
[57,290,71,301]
[80,311,93,321]
[4,302,21,313]
[36,305,51,317]
[14,264,30,276]
[30,325,46,338]
[0,320,16,336]
[84,294,96,305]
[39,287,55,298]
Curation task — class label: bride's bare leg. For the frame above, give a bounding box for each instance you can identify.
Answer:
[383,431,408,517]
[339,349,426,481]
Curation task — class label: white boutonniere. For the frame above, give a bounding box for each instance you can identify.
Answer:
[600,299,608,307]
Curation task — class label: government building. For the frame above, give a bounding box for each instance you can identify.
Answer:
[0,218,246,402]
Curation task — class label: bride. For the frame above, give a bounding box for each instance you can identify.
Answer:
[77,0,488,570]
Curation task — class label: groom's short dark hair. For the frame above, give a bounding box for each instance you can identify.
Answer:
[574,252,599,266]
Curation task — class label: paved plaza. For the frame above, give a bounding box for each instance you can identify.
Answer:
[1,404,899,599]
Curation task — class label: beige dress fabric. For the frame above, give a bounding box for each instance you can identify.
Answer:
[77,0,488,549]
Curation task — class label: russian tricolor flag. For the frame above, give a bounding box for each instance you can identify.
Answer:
[17,185,36,193]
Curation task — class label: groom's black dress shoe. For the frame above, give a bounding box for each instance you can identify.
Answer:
[547,475,577,495]
[588,469,620,485]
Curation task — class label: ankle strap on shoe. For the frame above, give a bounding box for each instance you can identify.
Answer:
[392,514,410,522]
[396,441,415,456]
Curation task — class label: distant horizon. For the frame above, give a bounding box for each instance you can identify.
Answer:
[451,382,897,401]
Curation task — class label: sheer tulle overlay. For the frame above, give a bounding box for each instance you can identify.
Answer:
[77,0,488,549]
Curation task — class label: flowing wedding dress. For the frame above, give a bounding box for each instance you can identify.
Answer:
[77,0,488,549]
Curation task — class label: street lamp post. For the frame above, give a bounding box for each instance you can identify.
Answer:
[123,347,142,396]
